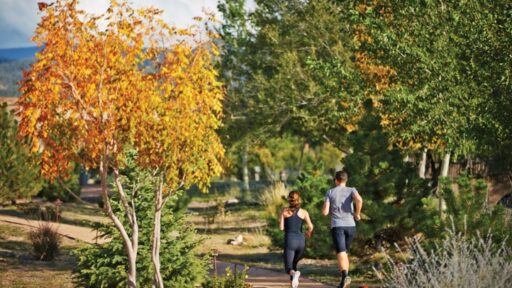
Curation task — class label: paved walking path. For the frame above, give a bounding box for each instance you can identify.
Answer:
[216,261,333,288]
[0,213,332,287]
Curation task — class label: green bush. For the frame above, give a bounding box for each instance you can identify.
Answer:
[41,205,61,222]
[19,202,42,218]
[203,266,252,288]
[30,222,61,261]
[73,152,207,287]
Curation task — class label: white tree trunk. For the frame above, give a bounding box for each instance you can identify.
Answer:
[242,143,250,197]
[297,141,308,174]
[441,152,451,177]
[100,159,138,288]
[419,149,427,179]
[438,152,451,219]
[152,174,164,288]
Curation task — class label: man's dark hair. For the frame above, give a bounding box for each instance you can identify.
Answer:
[335,171,348,182]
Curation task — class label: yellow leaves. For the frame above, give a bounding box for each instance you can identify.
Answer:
[380,115,391,127]
[345,124,357,132]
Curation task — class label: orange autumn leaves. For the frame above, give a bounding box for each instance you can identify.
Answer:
[17,0,224,191]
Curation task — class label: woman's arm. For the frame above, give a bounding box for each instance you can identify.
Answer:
[304,210,314,238]
[279,208,285,231]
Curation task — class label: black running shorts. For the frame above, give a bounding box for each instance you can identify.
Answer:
[331,226,356,253]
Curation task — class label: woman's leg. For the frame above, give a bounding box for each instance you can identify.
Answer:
[292,238,305,272]
[284,246,296,276]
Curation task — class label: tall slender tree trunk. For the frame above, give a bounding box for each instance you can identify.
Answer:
[440,153,451,178]
[297,141,307,174]
[241,143,250,199]
[438,152,451,219]
[419,149,427,179]
[100,158,138,288]
[152,174,164,288]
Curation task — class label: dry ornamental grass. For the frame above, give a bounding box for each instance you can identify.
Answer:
[381,225,512,288]
[29,222,61,261]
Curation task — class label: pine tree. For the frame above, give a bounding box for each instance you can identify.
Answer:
[0,102,42,202]
[342,105,436,251]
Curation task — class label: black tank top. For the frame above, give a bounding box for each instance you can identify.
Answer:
[284,208,304,236]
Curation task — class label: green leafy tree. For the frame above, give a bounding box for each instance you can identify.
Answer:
[73,151,207,287]
[459,1,512,171]
[218,0,363,144]
[355,0,512,173]
[0,102,42,202]
[217,0,362,190]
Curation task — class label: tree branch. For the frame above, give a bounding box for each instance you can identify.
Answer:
[113,167,134,226]
[56,177,100,209]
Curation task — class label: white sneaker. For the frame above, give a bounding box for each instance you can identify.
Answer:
[292,270,301,288]
[343,276,351,288]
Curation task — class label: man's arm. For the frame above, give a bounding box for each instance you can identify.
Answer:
[353,191,363,221]
[322,200,330,216]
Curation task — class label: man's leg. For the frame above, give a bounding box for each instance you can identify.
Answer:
[336,251,349,272]
[332,227,351,287]
[339,226,356,287]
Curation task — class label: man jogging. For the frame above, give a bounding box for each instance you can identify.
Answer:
[322,171,363,288]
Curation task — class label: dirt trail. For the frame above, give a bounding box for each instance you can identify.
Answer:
[0,214,108,244]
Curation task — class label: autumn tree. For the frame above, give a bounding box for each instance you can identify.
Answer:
[17,1,224,287]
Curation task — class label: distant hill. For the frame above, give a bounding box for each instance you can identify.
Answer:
[0,59,34,97]
[0,47,38,97]
[0,47,40,61]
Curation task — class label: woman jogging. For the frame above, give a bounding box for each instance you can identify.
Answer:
[279,191,314,288]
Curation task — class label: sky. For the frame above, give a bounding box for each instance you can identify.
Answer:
[0,0,255,49]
